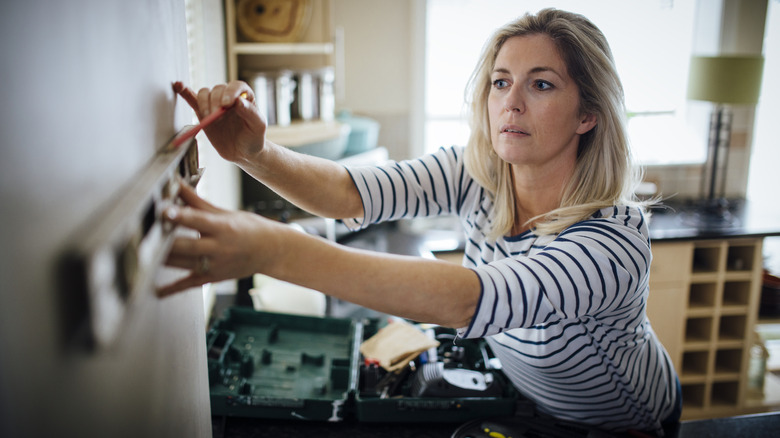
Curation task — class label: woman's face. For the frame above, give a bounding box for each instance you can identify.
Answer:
[488,34,596,172]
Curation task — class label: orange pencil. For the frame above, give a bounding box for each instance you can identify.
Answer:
[172,105,228,149]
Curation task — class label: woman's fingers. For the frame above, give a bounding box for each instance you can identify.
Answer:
[224,81,255,106]
[160,237,220,296]
[234,92,266,127]
[164,252,199,271]
[177,182,221,212]
[165,202,222,236]
[208,84,228,114]
[197,85,224,117]
[173,82,200,115]
[166,234,219,258]
[183,80,256,119]
[157,274,209,298]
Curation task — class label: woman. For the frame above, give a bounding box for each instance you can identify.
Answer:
[162,8,680,434]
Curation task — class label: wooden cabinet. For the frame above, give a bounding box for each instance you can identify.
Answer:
[647,238,765,420]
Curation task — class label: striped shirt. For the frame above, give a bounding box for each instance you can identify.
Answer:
[344,145,678,433]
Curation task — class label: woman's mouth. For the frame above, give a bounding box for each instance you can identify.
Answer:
[500,125,529,135]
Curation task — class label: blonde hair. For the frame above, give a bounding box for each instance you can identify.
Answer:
[464,8,645,239]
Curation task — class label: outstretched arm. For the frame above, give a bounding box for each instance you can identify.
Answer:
[159,184,479,329]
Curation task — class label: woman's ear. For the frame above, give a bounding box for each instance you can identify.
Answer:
[576,113,597,135]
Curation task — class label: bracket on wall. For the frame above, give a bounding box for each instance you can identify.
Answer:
[59,137,203,350]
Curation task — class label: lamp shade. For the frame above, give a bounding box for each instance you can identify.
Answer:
[687,55,764,104]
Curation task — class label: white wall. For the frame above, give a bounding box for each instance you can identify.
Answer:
[187,0,239,214]
[333,0,416,160]
[0,1,211,436]
[187,0,239,300]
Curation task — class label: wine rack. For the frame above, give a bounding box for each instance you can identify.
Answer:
[647,238,764,420]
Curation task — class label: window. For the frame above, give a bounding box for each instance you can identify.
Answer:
[423,0,706,165]
[747,0,780,207]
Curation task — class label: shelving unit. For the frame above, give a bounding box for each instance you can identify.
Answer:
[224,0,335,82]
[231,42,334,56]
[223,0,341,153]
[647,238,765,420]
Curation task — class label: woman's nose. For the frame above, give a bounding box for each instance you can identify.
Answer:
[504,87,525,113]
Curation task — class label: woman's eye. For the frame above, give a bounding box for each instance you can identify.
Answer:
[492,79,509,89]
[534,80,553,90]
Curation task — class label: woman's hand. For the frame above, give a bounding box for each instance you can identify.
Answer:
[173,81,364,221]
[157,185,478,329]
[158,183,280,297]
[174,80,266,165]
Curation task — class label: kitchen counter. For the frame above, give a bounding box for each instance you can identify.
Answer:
[646,199,780,241]
[334,199,780,261]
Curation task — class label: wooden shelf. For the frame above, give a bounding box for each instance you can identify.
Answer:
[691,273,721,283]
[648,238,766,420]
[232,42,334,56]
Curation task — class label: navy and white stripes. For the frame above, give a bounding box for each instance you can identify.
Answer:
[344,146,678,433]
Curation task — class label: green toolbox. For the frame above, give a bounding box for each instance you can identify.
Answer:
[207,307,525,423]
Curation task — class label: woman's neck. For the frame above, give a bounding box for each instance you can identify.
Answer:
[509,163,571,234]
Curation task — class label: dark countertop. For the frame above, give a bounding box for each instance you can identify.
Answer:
[647,199,780,241]
[333,199,780,257]
[328,200,780,261]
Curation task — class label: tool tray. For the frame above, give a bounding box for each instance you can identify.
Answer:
[207,307,523,422]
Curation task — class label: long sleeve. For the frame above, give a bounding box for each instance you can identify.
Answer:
[343,146,470,229]
[460,209,651,339]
